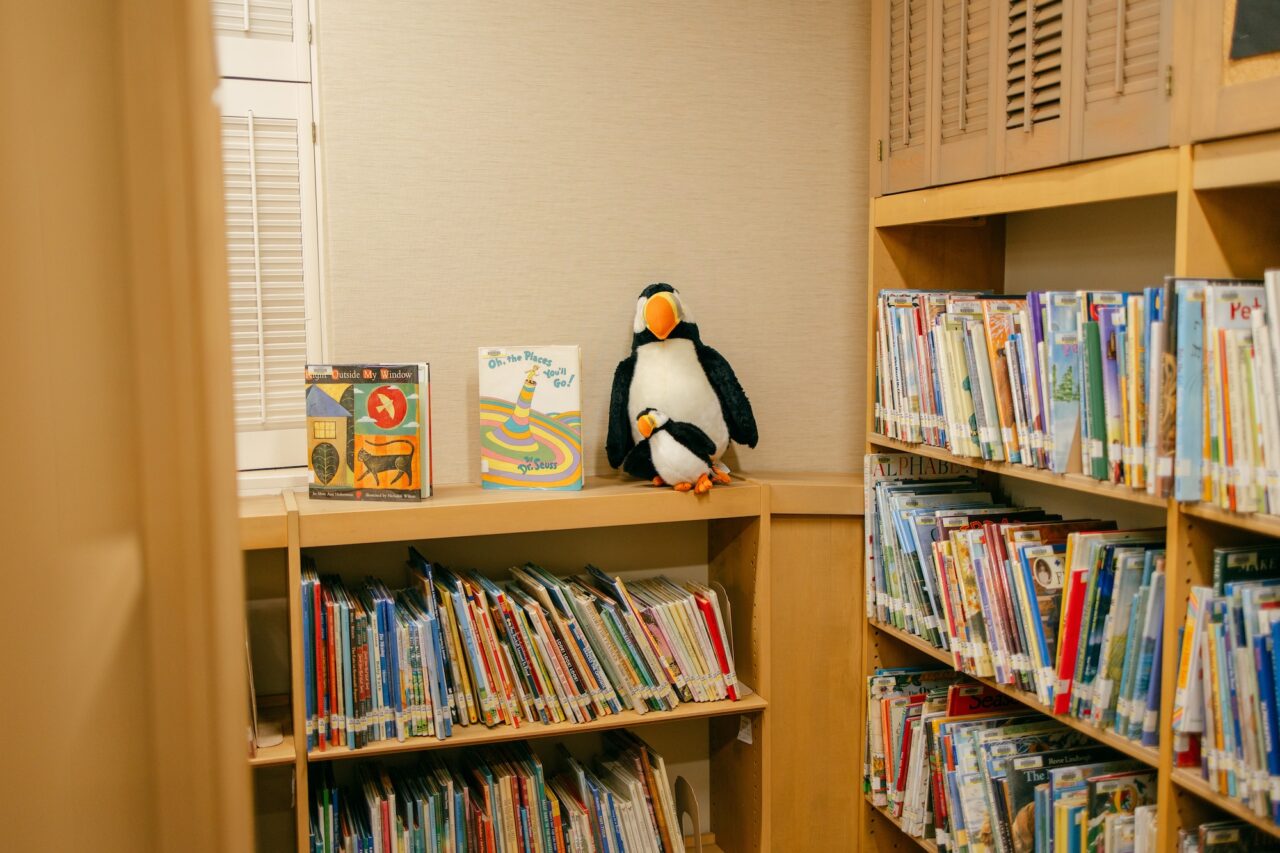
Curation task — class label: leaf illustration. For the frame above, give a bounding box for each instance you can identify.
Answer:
[311,442,340,484]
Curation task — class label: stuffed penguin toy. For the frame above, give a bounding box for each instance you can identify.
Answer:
[607,284,757,480]
[625,408,717,493]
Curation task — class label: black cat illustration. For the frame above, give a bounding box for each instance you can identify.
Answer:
[357,439,416,487]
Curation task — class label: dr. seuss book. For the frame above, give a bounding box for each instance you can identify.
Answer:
[305,364,433,501]
[478,347,583,490]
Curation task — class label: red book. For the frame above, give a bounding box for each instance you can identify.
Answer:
[694,596,738,700]
[1052,567,1090,714]
[313,581,327,750]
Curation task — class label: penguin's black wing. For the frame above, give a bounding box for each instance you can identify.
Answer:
[606,353,638,469]
[695,344,758,448]
[621,440,658,480]
[664,421,717,462]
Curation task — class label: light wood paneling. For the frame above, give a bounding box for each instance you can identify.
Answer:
[2,0,251,849]
[769,515,862,852]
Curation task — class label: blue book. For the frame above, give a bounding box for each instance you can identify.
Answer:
[301,571,317,750]
[1113,582,1149,738]
[1128,571,1165,741]
[340,591,355,749]
[1046,293,1083,474]
[1140,608,1164,746]
[1173,281,1208,500]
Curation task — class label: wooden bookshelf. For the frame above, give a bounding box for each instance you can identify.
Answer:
[867,433,1169,509]
[308,691,766,762]
[863,794,938,853]
[869,621,1160,767]
[862,131,1280,851]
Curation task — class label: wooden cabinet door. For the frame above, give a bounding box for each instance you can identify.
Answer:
[1190,0,1280,142]
[995,0,1073,174]
[1070,0,1172,160]
[932,0,998,185]
[879,0,934,193]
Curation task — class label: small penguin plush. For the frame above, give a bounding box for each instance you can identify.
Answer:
[626,408,717,493]
[607,284,757,480]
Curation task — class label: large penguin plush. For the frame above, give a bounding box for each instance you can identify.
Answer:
[607,284,757,481]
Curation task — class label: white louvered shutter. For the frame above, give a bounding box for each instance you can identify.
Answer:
[1070,0,1171,159]
[997,0,1072,174]
[211,0,310,82]
[218,79,320,470]
[932,0,995,185]
[882,0,933,193]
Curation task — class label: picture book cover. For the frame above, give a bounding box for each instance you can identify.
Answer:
[305,363,432,501]
[478,347,583,490]
[981,299,1027,463]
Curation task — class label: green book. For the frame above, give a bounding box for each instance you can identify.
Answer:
[1211,544,1280,594]
[1082,321,1109,481]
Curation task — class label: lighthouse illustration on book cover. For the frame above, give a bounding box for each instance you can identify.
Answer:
[478,346,583,490]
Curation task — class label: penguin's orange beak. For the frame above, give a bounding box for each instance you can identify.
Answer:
[644,293,680,340]
[637,413,657,439]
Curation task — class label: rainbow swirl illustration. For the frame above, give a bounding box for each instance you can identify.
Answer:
[480,366,583,489]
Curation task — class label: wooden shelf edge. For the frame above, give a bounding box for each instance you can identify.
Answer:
[864,793,939,852]
[306,690,766,763]
[248,732,297,768]
[744,471,865,516]
[872,148,1180,227]
[294,477,766,547]
[1181,502,1280,536]
[1171,767,1280,840]
[1192,130,1280,191]
[870,621,1160,767]
[867,434,1170,509]
[239,492,289,550]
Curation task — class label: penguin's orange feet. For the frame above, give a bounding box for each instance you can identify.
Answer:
[651,476,665,487]
[694,473,713,494]
[712,469,732,485]
[673,482,694,492]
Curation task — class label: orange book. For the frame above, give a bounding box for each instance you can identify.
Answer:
[981,299,1028,462]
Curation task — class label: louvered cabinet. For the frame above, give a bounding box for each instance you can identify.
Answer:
[932,0,997,184]
[878,0,934,193]
[211,0,311,82]
[1069,0,1172,160]
[1189,0,1280,142]
[995,0,1073,175]
[218,78,321,470]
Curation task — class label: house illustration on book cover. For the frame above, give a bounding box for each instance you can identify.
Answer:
[478,346,583,490]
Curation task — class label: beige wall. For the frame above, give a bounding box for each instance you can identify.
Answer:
[315,1,870,484]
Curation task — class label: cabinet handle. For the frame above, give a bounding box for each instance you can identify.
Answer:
[959,0,969,131]
[903,0,912,146]
[242,0,250,32]
[1114,0,1127,94]
[1024,0,1035,132]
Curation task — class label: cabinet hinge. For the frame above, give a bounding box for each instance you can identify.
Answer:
[307,23,313,44]
[878,139,884,162]
[311,122,317,143]
[1165,65,1173,97]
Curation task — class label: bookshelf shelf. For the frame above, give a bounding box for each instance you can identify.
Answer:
[1181,502,1280,537]
[306,691,766,763]
[869,621,1160,768]
[863,794,938,852]
[293,476,765,547]
[871,147,1179,227]
[867,433,1170,509]
[1171,768,1280,841]
[248,734,296,768]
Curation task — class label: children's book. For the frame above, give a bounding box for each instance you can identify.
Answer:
[478,347,583,490]
[305,363,433,501]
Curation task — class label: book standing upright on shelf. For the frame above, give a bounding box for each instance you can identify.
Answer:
[305,363,433,501]
[478,347,584,490]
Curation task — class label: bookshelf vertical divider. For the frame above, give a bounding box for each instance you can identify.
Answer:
[862,142,1280,850]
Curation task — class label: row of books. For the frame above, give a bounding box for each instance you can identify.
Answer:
[309,731,684,853]
[865,671,1156,853]
[302,548,738,752]
[1172,543,1280,822]
[872,272,1280,514]
[865,453,1166,744]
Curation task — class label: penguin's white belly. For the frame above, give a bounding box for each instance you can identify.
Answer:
[628,340,729,458]
[649,432,712,485]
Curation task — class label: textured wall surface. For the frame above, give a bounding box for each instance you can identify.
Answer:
[316,1,869,483]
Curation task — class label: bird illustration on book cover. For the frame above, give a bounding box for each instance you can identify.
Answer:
[478,347,584,490]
